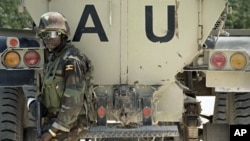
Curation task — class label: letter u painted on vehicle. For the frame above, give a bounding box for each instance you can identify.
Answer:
[145,6,175,43]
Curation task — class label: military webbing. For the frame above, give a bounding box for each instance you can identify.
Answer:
[41,47,70,112]
[42,49,67,89]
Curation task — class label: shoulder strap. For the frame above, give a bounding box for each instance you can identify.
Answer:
[41,47,70,95]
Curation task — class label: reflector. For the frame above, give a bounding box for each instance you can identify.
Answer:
[97,106,106,118]
[7,37,19,47]
[143,107,151,117]
[10,39,18,47]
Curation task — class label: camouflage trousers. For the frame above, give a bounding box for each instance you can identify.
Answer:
[52,126,88,141]
[43,116,90,141]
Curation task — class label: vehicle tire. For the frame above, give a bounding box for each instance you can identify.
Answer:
[213,92,250,124]
[213,93,227,123]
[233,92,250,124]
[0,87,24,141]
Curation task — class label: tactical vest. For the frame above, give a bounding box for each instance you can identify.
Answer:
[41,45,95,121]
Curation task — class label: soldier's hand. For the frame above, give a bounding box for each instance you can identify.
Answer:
[39,132,53,141]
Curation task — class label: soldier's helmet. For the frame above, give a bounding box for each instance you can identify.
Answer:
[38,12,70,37]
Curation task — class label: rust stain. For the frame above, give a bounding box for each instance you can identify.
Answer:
[177,52,182,58]
[134,81,139,85]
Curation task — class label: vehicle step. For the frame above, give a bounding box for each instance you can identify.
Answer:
[80,125,179,139]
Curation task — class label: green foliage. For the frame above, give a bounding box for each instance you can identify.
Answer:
[225,0,250,29]
[0,0,33,29]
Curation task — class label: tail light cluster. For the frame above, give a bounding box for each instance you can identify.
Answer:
[209,51,248,70]
[1,37,43,69]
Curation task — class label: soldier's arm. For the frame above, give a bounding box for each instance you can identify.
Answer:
[52,56,86,132]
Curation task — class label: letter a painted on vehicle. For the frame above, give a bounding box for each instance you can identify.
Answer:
[73,5,108,42]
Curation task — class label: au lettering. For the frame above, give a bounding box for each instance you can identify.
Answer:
[73,5,175,43]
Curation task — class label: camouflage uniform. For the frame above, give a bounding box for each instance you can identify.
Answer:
[41,43,94,140]
[30,12,95,141]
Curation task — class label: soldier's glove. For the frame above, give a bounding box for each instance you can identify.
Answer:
[27,98,48,118]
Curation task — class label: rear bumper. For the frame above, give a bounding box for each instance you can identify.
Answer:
[81,125,179,138]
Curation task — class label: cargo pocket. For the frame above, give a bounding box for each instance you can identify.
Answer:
[43,76,63,109]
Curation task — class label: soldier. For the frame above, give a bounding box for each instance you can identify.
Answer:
[27,12,94,141]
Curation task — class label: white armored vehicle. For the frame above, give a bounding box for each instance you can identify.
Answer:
[3,0,248,141]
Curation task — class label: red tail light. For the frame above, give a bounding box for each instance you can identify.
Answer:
[23,50,40,67]
[97,106,106,118]
[143,107,151,117]
[210,52,226,69]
